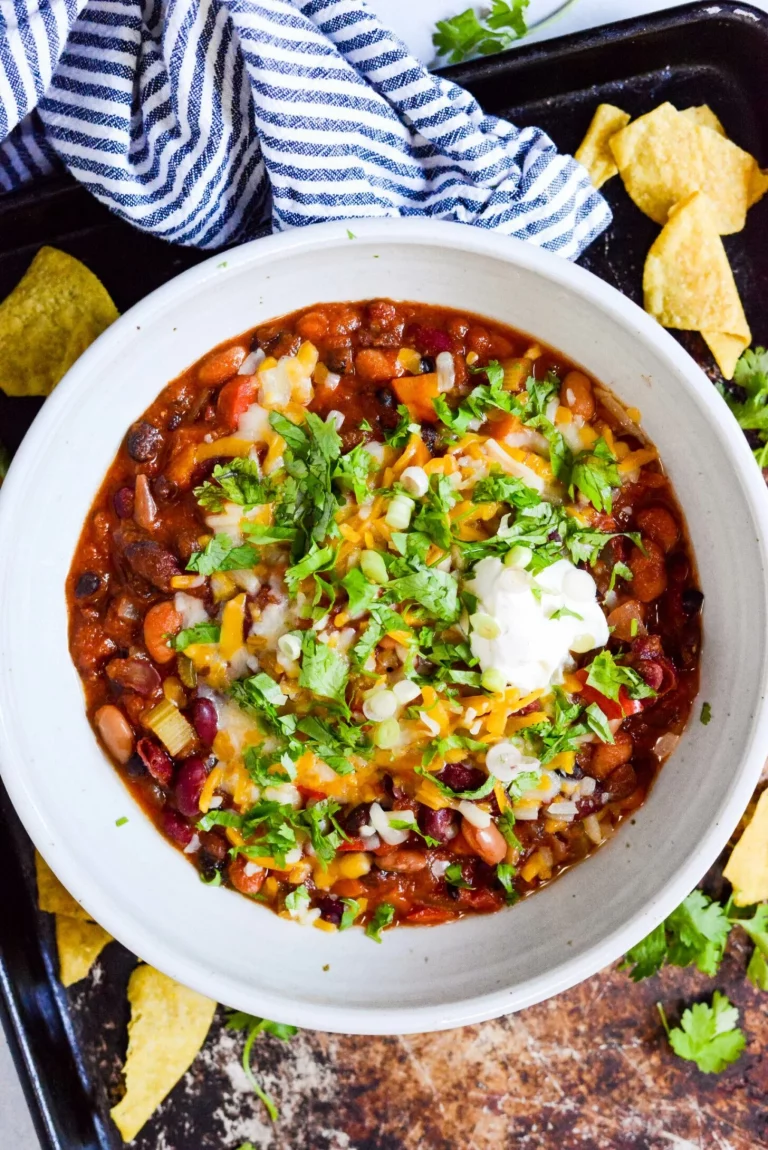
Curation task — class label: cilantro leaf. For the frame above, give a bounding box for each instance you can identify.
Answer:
[293,799,346,864]
[340,898,362,930]
[229,673,297,739]
[299,630,349,704]
[389,565,459,622]
[194,458,273,512]
[736,903,768,991]
[700,702,712,725]
[622,922,668,981]
[497,808,521,851]
[243,745,292,787]
[342,567,380,617]
[622,890,732,980]
[284,542,336,594]
[569,437,621,513]
[586,650,656,702]
[412,474,459,550]
[747,946,768,990]
[609,560,634,591]
[473,469,542,507]
[268,410,341,559]
[172,621,221,650]
[241,524,297,546]
[332,442,375,503]
[365,902,396,942]
[661,992,746,1074]
[496,862,518,903]
[225,1010,297,1121]
[186,533,260,575]
[296,714,370,775]
[352,604,408,665]
[433,1,529,66]
[445,862,472,889]
[384,405,418,448]
[719,346,768,465]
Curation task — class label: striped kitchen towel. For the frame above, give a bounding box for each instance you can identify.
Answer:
[0,0,610,255]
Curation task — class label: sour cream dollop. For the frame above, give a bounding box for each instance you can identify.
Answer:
[466,556,609,694]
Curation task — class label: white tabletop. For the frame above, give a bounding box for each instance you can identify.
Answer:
[3,0,768,1145]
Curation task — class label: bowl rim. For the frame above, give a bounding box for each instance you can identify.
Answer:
[1,217,767,1035]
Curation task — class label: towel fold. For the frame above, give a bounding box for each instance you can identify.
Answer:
[0,0,610,255]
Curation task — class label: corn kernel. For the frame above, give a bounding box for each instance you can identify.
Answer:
[264,877,279,899]
[337,852,372,879]
[226,827,244,847]
[211,571,237,602]
[314,918,337,932]
[466,351,479,365]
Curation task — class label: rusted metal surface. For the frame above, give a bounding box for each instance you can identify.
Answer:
[57,784,767,1150]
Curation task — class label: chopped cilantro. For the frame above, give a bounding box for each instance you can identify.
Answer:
[342,566,381,617]
[550,606,583,622]
[172,621,221,650]
[198,809,244,832]
[412,473,459,550]
[186,533,260,575]
[389,565,459,622]
[194,458,274,512]
[296,714,370,774]
[445,862,472,889]
[496,862,518,903]
[621,890,732,981]
[340,898,362,930]
[365,902,396,942]
[268,410,341,559]
[609,560,633,591]
[293,799,347,864]
[115,816,129,827]
[285,541,336,594]
[384,404,417,448]
[568,437,621,513]
[497,808,521,851]
[433,0,529,64]
[658,993,745,1074]
[333,442,376,503]
[226,1010,297,1120]
[473,468,542,507]
[700,702,712,726]
[718,346,768,467]
[586,650,656,703]
[299,631,349,705]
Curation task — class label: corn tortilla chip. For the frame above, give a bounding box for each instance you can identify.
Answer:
[55,915,113,987]
[681,104,725,136]
[574,103,631,190]
[724,789,768,907]
[36,850,90,919]
[748,167,768,209]
[0,246,117,398]
[110,965,216,1143]
[610,102,756,233]
[643,192,750,378]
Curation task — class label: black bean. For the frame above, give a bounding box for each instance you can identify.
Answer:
[681,588,704,615]
[153,475,177,504]
[199,851,226,883]
[375,386,396,409]
[167,411,183,432]
[126,421,163,463]
[344,803,373,835]
[124,753,147,778]
[75,571,101,598]
[317,895,344,927]
[421,424,438,455]
[420,355,436,373]
[418,806,458,844]
[113,486,135,519]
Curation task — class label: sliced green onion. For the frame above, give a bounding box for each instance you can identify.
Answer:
[481,668,507,693]
[361,549,389,585]
[374,718,401,749]
[470,612,501,641]
[277,631,302,660]
[385,494,415,530]
[363,689,398,722]
[504,545,533,569]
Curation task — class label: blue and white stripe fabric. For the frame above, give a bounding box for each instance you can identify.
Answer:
[0,0,610,256]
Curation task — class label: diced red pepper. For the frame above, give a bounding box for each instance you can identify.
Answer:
[216,375,258,430]
[337,837,367,853]
[574,669,643,719]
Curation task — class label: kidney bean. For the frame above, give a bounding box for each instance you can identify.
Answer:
[199,830,229,861]
[188,697,218,745]
[560,370,595,420]
[125,753,147,778]
[117,533,181,591]
[636,506,679,553]
[638,661,664,691]
[317,895,345,926]
[136,737,174,787]
[174,756,208,818]
[629,539,668,603]
[436,762,486,794]
[374,849,428,873]
[461,818,507,866]
[75,571,101,599]
[587,730,633,781]
[418,806,458,844]
[344,803,374,836]
[631,633,664,661]
[126,420,164,463]
[576,792,604,817]
[162,807,194,847]
[113,486,135,518]
[94,705,134,764]
[229,855,265,896]
[603,762,638,801]
[106,656,162,697]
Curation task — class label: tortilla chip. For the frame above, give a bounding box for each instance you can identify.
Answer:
[748,167,768,209]
[55,915,113,987]
[574,103,631,190]
[0,246,117,397]
[610,102,755,233]
[681,104,725,136]
[36,851,90,919]
[724,789,768,907]
[643,192,750,378]
[110,965,216,1143]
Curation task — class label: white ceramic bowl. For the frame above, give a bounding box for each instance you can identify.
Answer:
[1,219,767,1035]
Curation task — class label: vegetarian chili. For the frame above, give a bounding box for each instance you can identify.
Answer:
[67,299,702,938]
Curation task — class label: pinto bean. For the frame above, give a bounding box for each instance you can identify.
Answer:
[586,730,633,781]
[560,370,595,420]
[296,311,330,343]
[143,601,182,663]
[197,345,247,386]
[95,704,135,764]
[461,818,507,866]
[374,849,428,873]
[636,506,679,552]
[629,539,668,603]
[71,619,116,678]
[606,599,645,642]
[354,348,404,382]
[229,855,266,895]
[116,531,181,591]
[126,421,164,463]
[603,762,638,801]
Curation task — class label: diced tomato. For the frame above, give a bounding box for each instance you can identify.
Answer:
[337,837,367,852]
[574,669,643,719]
[404,907,459,925]
[217,375,258,430]
[297,786,328,803]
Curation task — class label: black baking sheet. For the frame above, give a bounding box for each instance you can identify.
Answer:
[1,4,766,1148]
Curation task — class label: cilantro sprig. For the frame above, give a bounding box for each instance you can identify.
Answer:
[658,994,746,1074]
[433,0,529,65]
[719,346,768,467]
[225,1011,298,1121]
